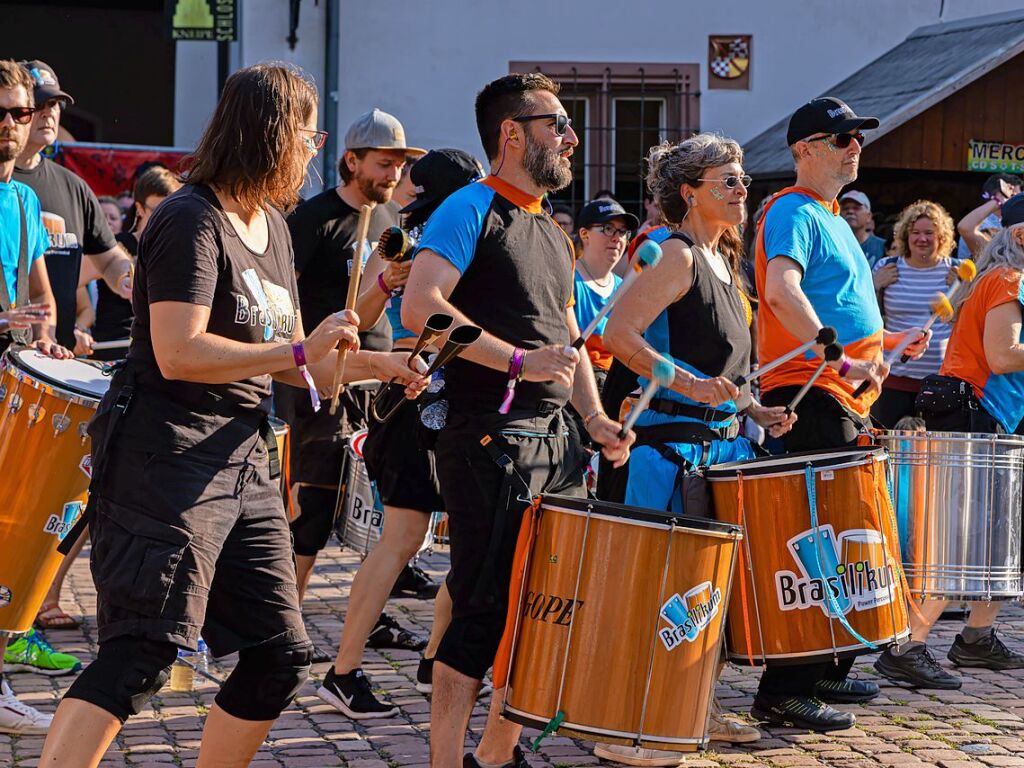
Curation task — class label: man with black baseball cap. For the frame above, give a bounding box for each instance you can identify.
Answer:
[753,97,931,731]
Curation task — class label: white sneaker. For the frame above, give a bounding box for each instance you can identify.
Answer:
[592,744,684,767]
[709,698,761,744]
[0,678,53,734]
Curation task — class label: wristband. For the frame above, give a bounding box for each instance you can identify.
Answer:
[583,409,603,428]
[292,342,321,412]
[838,356,852,378]
[377,271,392,296]
[498,347,526,415]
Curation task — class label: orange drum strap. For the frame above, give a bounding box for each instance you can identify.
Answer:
[493,496,541,690]
[735,471,757,667]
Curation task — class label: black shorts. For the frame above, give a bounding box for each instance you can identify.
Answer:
[363,392,443,512]
[89,436,308,656]
[434,408,587,679]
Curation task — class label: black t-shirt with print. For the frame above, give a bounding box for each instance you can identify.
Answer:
[106,184,299,457]
[287,189,396,352]
[13,158,117,348]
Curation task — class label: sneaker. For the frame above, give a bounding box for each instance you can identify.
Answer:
[0,678,52,734]
[3,630,82,676]
[367,613,427,651]
[463,746,530,768]
[391,564,440,599]
[709,699,761,743]
[316,667,398,720]
[814,677,880,702]
[948,629,1024,670]
[310,644,334,664]
[875,646,962,689]
[415,657,492,698]
[751,695,855,732]
[592,744,684,767]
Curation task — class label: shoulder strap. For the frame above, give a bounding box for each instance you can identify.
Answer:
[665,231,695,247]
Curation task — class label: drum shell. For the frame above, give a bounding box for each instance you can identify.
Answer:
[269,416,289,494]
[503,496,741,751]
[0,355,101,634]
[708,449,909,665]
[875,430,1024,600]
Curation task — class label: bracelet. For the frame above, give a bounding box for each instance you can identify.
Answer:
[377,271,392,296]
[292,342,321,412]
[498,347,526,415]
[838,356,852,378]
[583,408,603,427]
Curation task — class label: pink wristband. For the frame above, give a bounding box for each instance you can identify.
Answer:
[838,357,852,378]
[292,343,307,367]
[498,347,526,414]
[292,342,321,412]
[377,271,392,296]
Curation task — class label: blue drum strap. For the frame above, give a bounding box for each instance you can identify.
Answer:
[804,465,878,650]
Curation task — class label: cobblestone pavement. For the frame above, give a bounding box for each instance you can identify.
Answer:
[4,545,1024,768]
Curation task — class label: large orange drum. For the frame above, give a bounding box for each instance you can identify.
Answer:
[0,349,110,635]
[501,495,742,751]
[707,448,909,665]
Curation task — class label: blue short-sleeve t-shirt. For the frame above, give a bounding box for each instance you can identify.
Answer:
[0,180,48,302]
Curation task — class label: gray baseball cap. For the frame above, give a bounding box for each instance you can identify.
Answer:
[344,108,426,155]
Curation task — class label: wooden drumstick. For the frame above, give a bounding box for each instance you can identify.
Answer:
[90,338,131,351]
[785,342,844,414]
[734,326,837,387]
[329,204,372,414]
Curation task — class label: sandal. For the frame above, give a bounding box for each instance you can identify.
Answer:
[34,602,81,630]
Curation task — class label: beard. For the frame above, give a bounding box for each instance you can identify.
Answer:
[356,173,394,205]
[0,130,22,162]
[523,132,572,192]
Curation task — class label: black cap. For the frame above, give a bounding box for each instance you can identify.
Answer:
[786,97,877,146]
[577,199,640,232]
[400,148,484,228]
[1002,193,1024,228]
[19,60,74,106]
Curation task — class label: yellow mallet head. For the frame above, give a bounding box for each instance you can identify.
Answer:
[955,260,978,282]
[930,292,954,321]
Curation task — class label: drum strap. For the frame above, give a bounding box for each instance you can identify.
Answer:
[803,465,878,651]
[1,194,33,345]
[259,418,281,481]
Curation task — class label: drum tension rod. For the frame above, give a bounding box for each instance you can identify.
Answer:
[531,710,564,751]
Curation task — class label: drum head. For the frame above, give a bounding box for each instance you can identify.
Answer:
[706,447,885,480]
[541,494,741,537]
[6,348,111,401]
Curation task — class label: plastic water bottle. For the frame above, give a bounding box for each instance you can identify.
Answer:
[169,649,195,692]
[195,639,209,677]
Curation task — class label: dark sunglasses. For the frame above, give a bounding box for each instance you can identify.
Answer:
[804,131,865,149]
[697,174,752,189]
[301,128,328,150]
[513,113,572,136]
[0,106,35,125]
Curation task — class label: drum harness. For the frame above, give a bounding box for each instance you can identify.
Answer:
[58,361,285,556]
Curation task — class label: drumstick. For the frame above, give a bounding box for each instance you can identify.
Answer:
[852,321,937,399]
[733,326,837,387]
[618,356,675,438]
[896,261,976,364]
[329,204,373,415]
[90,338,130,351]
[570,239,662,351]
[785,342,843,415]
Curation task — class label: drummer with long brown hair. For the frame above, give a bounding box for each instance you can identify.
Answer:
[39,63,425,767]
[603,133,794,766]
[874,196,1024,690]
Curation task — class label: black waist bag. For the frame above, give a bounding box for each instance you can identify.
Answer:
[915,374,977,415]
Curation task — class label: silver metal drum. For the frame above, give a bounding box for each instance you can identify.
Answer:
[876,430,1024,600]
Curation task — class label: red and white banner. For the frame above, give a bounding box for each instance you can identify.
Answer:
[47,142,189,197]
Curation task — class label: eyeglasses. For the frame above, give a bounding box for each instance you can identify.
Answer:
[301,128,328,150]
[0,106,35,125]
[513,113,572,136]
[697,174,753,189]
[590,223,632,239]
[804,131,865,149]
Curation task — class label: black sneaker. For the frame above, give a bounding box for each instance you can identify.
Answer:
[391,564,440,599]
[463,745,528,768]
[367,612,427,651]
[948,630,1024,670]
[751,695,855,732]
[316,667,398,720]
[814,677,879,703]
[875,646,962,689]
[310,644,334,664]
[416,657,493,698]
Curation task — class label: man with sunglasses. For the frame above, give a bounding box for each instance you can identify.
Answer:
[753,97,930,731]
[403,72,633,768]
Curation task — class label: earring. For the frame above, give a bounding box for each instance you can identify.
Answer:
[688,196,695,206]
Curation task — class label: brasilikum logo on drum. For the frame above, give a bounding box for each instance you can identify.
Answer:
[658,581,722,651]
[776,525,895,616]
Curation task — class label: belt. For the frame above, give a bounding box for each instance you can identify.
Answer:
[648,397,736,425]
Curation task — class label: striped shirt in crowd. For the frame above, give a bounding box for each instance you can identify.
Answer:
[874,255,964,380]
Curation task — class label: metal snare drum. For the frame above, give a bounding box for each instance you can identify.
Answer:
[876,430,1024,601]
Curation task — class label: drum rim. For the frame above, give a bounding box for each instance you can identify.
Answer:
[541,494,742,537]
[705,447,885,480]
[2,347,106,406]
[874,428,1024,446]
[501,703,708,747]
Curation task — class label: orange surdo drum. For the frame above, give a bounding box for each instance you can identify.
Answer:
[707,448,909,665]
[0,349,110,635]
[501,495,742,752]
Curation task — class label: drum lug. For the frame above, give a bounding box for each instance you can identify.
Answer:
[8,394,22,414]
[27,403,46,425]
[52,413,71,435]
[0,383,7,400]
[77,422,90,444]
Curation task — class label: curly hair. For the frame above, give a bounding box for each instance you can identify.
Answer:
[892,200,955,260]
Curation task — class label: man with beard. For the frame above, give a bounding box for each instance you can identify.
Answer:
[402,73,633,768]
[753,97,929,731]
[274,110,427,660]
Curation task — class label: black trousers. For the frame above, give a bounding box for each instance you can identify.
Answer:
[756,387,863,696]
